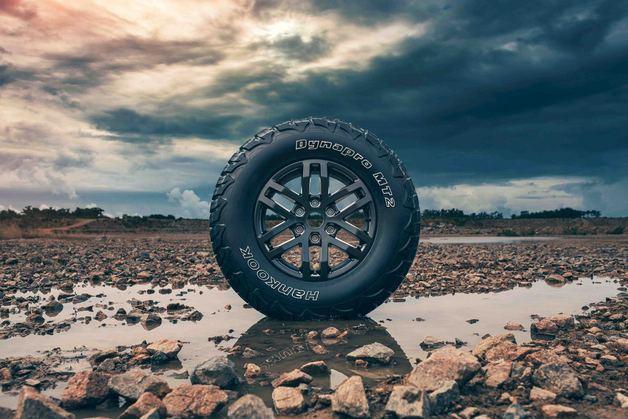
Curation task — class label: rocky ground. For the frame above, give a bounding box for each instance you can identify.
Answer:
[0,234,626,418]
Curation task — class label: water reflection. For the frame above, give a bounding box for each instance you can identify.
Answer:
[228,317,412,404]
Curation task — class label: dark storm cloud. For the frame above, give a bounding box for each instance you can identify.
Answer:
[98,0,628,188]
[42,37,225,90]
[91,108,241,139]
[5,0,626,215]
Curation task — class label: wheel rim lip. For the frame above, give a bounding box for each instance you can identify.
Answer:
[254,159,377,282]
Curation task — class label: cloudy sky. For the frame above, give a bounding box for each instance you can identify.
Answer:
[1,0,627,218]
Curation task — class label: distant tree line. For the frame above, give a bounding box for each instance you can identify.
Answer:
[422,209,504,220]
[511,208,601,219]
[0,206,105,221]
[422,207,601,220]
[0,205,603,224]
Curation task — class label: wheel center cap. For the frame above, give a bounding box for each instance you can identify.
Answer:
[306,211,324,228]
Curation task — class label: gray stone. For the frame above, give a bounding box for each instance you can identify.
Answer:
[407,346,480,391]
[108,369,171,401]
[346,342,394,364]
[472,334,517,359]
[228,394,275,419]
[300,360,329,375]
[119,392,166,419]
[531,319,559,337]
[15,386,75,419]
[146,339,182,359]
[532,363,583,398]
[61,370,110,408]
[163,384,228,417]
[385,385,430,418]
[332,376,369,418]
[190,355,240,388]
[429,380,459,414]
[271,369,313,388]
[272,386,305,415]
[485,361,512,388]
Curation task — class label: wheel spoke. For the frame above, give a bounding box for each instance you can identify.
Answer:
[301,161,311,199]
[338,196,371,218]
[329,180,362,204]
[259,220,296,242]
[267,180,302,204]
[268,236,300,258]
[320,161,330,200]
[329,237,363,259]
[259,195,293,220]
[335,219,371,243]
[319,240,329,280]
[300,239,311,278]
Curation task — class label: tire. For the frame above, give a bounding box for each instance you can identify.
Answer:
[210,117,420,319]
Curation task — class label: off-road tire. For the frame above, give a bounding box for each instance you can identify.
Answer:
[210,117,420,319]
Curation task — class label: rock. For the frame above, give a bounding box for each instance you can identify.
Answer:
[140,313,162,329]
[120,392,166,419]
[136,271,152,280]
[346,342,394,364]
[484,341,524,363]
[530,387,557,403]
[272,386,305,415]
[140,407,160,419]
[163,384,228,417]
[126,309,142,323]
[428,380,459,414]
[244,363,261,378]
[526,349,569,366]
[95,311,107,321]
[460,406,479,418]
[406,346,480,391]
[531,319,559,337]
[300,360,329,375]
[472,334,517,359]
[146,339,182,359]
[15,386,75,419]
[321,326,341,338]
[228,394,275,419]
[271,369,313,388]
[503,402,531,418]
[541,404,577,417]
[43,300,63,314]
[545,274,566,284]
[61,370,110,408]
[191,355,240,388]
[484,361,512,388]
[88,349,117,367]
[615,392,628,408]
[332,376,369,418]
[504,322,524,331]
[108,369,171,401]
[385,385,430,418]
[420,336,445,350]
[547,315,574,330]
[532,363,583,398]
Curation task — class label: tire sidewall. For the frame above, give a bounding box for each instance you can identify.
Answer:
[217,126,415,316]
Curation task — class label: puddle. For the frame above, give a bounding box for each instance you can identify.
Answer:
[0,276,621,415]
[423,236,557,244]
